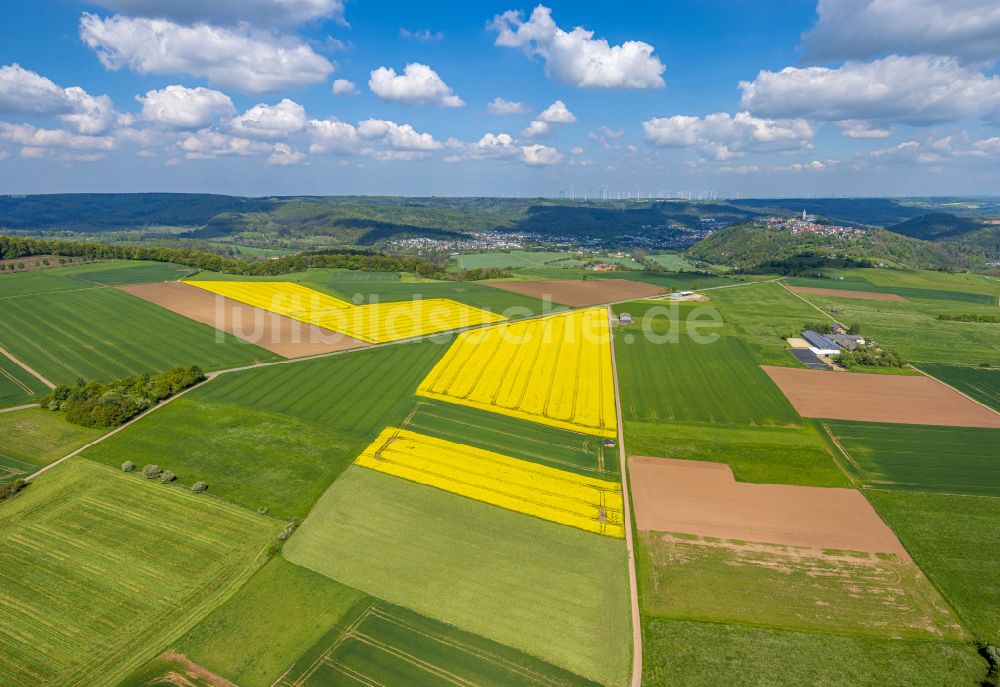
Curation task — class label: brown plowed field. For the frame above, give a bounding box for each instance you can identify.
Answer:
[485,279,666,307]
[787,285,906,301]
[629,456,908,556]
[762,365,1000,427]
[120,282,367,358]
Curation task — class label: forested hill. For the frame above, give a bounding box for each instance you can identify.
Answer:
[685,224,987,272]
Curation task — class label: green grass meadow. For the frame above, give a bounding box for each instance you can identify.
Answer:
[0,459,279,687]
[827,421,1000,496]
[0,260,193,298]
[81,397,363,518]
[625,421,849,487]
[917,363,1000,411]
[616,334,801,426]
[868,491,1000,645]
[0,287,277,384]
[638,532,964,640]
[283,466,632,687]
[172,557,365,687]
[404,398,617,479]
[642,618,985,687]
[0,354,48,408]
[0,408,103,481]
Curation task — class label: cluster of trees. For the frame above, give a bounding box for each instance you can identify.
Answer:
[0,235,505,281]
[937,313,1000,323]
[1,479,27,501]
[801,321,862,335]
[835,346,906,369]
[122,460,208,492]
[43,366,205,428]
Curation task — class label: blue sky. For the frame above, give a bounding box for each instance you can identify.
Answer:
[0,0,998,197]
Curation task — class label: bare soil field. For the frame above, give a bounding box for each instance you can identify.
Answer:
[485,279,666,306]
[762,365,1000,427]
[787,285,907,301]
[120,282,367,358]
[629,456,908,555]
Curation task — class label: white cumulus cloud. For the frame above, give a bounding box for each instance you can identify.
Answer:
[268,142,306,166]
[332,79,358,95]
[0,64,129,135]
[520,143,563,165]
[308,117,442,160]
[837,120,893,138]
[802,0,1000,62]
[740,55,1000,126]
[179,129,270,159]
[80,13,334,93]
[230,98,307,139]
[137,85,234,130]
[87,0,346,26]
[523,99,575,138]
[643,111,814,160]
[487,97,530,115]
[490,5,665,89]
[368,63,464,107]
[0,122,115,152]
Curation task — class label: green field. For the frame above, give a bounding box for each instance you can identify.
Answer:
[785,291,1000,366]
[786,275,997,304]
[638,532,963,640]
[616,334,801,426]
[82,397,362,518]
[403,399,617,478]
[868,491,1000,644]
[194,340,446,436]
[171,557,365,687]
[847,268,1000,297]
[917,363,1000,411]
[642,618,985,687]
[0,408,103,481]
[450,250,581,271]
[0,260,194,298]
[0,287,277,384]
[648,254,696,271]
[625,421,848,487]
[517,268,735,291]
[702,281,825,365]
[283,466,632,687]
[0,354,48,407]
[277,598,601,687]
[826,421,1000,496]
[0,459,280,687]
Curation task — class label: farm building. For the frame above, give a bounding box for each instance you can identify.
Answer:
[801,330,840,356]
[618,313,633,324]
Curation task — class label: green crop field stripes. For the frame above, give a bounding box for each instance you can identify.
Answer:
[0,260,193,299]
[0,408,103,481]
[826,421,1000,496]
[403,399,617,479]
[0,354,47,408]
[916,363,1000,412]
[283,467,631,687]
[0,460,280,687]
[616,333,800,426]
[786,276,997,304]
[868,491,1000,645]
[278,599,599,687]
[0,287,276,384]
[194,340,447,436]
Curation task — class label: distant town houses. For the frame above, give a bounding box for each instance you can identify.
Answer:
[753,211,869,238]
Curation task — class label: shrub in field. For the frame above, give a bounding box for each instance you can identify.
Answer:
[141,464,162,480]
[0,479,27,501]
[160,471,176,484]
[191,481,208,493]
[836,346,906,369]
[42,365,205,428]
[121,461,135,472]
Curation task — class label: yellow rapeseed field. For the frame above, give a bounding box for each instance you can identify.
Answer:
[416,307,617,437]
[184,281,504,343]
[356,427,625,537]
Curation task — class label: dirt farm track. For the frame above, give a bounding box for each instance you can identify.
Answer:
[485,279,666,307]
[629,457,909,556]
[762,365,1000,428]
[120,282,368,358]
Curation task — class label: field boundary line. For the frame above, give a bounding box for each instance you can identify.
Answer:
[776,280,838,322]
[607,304,642,687]
[910,363,1000,419]
[0,345,56,389]
[0,403,40,414]
[24,374,216,482]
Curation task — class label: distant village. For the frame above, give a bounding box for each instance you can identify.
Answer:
[753,210,870,238]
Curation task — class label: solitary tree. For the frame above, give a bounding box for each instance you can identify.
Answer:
[121,461,135,472]
[191,481,208,493]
